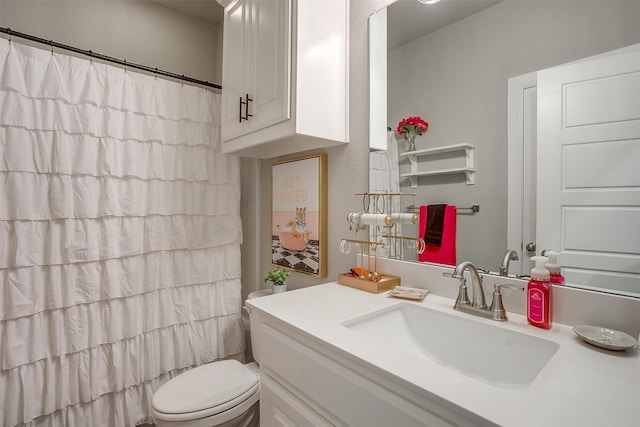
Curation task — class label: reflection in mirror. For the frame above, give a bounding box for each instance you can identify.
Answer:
[369,0,640,297]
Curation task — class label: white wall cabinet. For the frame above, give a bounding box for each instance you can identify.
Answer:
[221,0,290,142]
[220,0,349,159]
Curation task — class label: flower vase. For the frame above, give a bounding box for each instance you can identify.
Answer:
[407,136,417,152]
[397,116,428,152]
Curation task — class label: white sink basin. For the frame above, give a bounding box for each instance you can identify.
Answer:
[342,302,559,388]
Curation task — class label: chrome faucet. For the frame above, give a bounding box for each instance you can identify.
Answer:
[444,260,524,321]
[499,249,519,276]
[452,261,487,309]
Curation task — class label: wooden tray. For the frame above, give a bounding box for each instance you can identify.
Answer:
[338,274,400,294]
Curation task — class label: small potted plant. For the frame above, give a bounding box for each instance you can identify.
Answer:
[264,267,292,294]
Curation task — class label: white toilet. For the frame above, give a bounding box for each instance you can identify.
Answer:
[151,289,271,427]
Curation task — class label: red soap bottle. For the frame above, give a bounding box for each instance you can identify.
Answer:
[545,251,565,285]
[527,256,552,330]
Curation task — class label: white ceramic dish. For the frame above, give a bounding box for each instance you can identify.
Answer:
[388,286,429,301]
[572,325,637,351]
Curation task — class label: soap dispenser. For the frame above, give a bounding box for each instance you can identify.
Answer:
[545,251,565,285]
[527,256,552,330]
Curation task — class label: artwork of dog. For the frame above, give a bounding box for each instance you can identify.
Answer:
[287,207,311,243]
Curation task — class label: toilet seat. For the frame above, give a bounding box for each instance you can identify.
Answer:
[152,360,259,423]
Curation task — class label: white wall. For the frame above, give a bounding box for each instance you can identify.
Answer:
[0,0,221,84]
[388,0,640,271]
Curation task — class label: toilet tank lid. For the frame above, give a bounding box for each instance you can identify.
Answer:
[152,359,258,414]
[248,289,272,299]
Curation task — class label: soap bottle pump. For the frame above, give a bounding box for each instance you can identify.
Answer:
[527,256,552,330]
[545,251,565,285]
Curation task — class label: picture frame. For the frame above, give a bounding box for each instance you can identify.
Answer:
[271,153,327,277]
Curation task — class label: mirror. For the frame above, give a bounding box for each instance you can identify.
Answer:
[370,0,640,296]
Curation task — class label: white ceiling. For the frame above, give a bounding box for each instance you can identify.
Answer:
[144,0,500,49]
[148,0,223,26]
[388,0,501,50]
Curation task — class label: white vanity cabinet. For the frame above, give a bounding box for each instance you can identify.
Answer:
[257,315,487,427]
[220,0,349,159]
[248,282,640,427]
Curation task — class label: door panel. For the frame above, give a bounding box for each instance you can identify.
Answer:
[537,46,640,293]
[563,139,640,188]
[221,0,251,139]
[253,0,291,129]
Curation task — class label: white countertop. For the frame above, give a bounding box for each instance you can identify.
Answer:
[247,282,640,427]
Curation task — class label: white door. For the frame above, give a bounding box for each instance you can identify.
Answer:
[537,46,640,294]
[507,73,537,276]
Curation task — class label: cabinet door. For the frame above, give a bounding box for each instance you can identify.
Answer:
[251,0,291,131]
[261,323,457,427]
[221,0,251,140]
[222,0,291,142]
[260,374,333,427]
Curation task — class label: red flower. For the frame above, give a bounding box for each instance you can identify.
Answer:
[397,116,429,140]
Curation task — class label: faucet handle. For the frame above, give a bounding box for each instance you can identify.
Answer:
[444,271,472,308]
[443,270,483,280]
[452,277,471,310]
[495,283,525,292]
[490,283,525,321]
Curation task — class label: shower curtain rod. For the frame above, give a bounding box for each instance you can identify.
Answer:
[0,27,222,90]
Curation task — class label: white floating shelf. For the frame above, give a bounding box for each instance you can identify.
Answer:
[399,143,475,158]
[400,143,475,188]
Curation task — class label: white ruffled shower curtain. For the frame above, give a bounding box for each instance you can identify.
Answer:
[0,38,244,426]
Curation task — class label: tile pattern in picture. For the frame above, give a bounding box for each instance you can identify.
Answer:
[271,236,319,274]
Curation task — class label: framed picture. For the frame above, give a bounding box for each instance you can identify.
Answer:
[271,153,327,277]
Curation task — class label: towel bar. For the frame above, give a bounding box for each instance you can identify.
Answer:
[405,204,479,214]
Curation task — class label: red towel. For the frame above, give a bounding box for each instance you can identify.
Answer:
[418,205,457,265]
